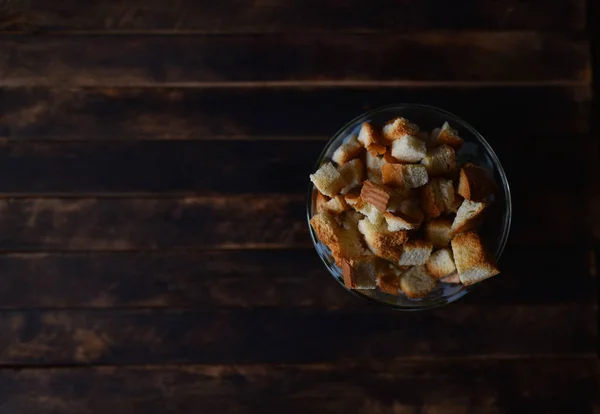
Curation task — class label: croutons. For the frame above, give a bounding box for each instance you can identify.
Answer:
[382,117,419,141]
[310,162,347,197]
[332,134,364,165]
[421,145,456,176]
[426,248,456,279]
[358,122,386,155]
[341,256,380,289]
[382,163,429,189]
[435,122,464,149]
[309,115,500,299]
[398,240,433,266]
[338,158,364,194]
[420,178,455,220]
[451,199,486,234]
[451,231,499,285]
[361,180,392,212]
[400,265,436,298]
[424,218,453,248]
[458,163,495,201]
[358,218,408,262]
[390,135,427,163]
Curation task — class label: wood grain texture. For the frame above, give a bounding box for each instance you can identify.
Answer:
[0,304,594,365]
[0,359,598,414]
[0,0,585,32]
[0,192,586,251]
[0,33,590,86]
[0,138,590,194]
[0,86,590,139]
[0,245,593,309]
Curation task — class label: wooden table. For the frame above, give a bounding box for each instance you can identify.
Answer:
[0,1,598,412]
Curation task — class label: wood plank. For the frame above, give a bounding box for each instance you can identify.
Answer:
[0,305,594,365]
[0,192,586,251]
[0,245,592,309]
[0,86,590,139]
[0,359,598,414]
[0,0,585,32]
[0,138,589,194]
[0,33,590,86]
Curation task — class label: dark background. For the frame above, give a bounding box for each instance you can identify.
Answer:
[0,1,598,412]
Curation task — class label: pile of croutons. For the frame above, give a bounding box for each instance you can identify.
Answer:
[310,117,499,299]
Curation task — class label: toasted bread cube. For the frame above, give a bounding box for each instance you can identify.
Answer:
[458,163,495,201]
[398,239,433,266]
[338,158,364,194]
[391,135,427,163]
[349,197,385,226]
[451,231,499,285]
[383,200,423,231]
[400,265,436,298]
[341,257,379,289]
[377,271,401,295]
[451,199,486,234]
[426,248,456,279]
[440,272,461,284]
[420,178,455,220]
[310,212,366,265]
[332,134,364,165]
[315,191,329,214]
[358,122,386,154]
[421,145,456,176]
[361,180,392,212]
[322,195,348,214]
[358,218,408,262]
[424,218,453,248]
[310,162,347,197]
[365,152,386,183]
[435,122,464,149]
[382,117,419,141]
[382,163,428,189]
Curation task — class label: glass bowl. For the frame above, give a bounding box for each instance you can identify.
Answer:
[306,104,512,310]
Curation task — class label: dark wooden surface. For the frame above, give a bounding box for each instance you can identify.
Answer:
[0,1,598,413]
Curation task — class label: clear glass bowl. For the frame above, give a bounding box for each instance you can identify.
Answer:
[306,104,512,310]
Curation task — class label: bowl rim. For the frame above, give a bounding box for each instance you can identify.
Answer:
[306,103,512,311]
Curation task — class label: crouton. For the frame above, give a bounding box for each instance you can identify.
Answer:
[435,122,464,149]
[458,163,495,201]
[310,212,367,265]
[420,178,455,219]
[383,200,423,231]
[421,145,456,176]
[451,231,499,285]
[382,163,429,189]
[382,117,419,141]
[390,135,427,163]
[358,218,408,262]
[310,162,347,197]
[365,152,386,183]
[398,239,433,266]
[322,195,348,214]
[357,122,386,154]
[332,134,364,165]
[377,270,401,295]
[338,158,364,194]
[424,218,453,248]
[440,272,460,284]
[315,191,329,214]
[451,199,486,234]
[361,180,393,212]
[426,248,456,279]
[349,197,385,226]
[400,265,436,298]
[341,256,380,289]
